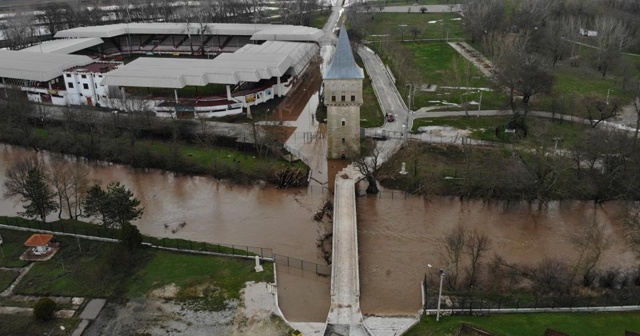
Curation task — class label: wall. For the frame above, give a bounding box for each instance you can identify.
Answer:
[324,78,363,159]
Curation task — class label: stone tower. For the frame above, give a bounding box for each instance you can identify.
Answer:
[324,26,364,160]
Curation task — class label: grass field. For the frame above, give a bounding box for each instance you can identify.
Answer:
[405,312,640,336]
[0,269,18,292]
[0,229,32,268]
[412,115,589,146]
[0,226,273,303]
[363,12,464,43]
[0,315,78,336]
[128,250,273,310]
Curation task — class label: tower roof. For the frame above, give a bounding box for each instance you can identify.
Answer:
[324,26,364,80]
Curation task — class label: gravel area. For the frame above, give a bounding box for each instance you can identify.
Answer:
[84,281,289,336]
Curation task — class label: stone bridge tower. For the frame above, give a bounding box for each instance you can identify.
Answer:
[324,26,364,160]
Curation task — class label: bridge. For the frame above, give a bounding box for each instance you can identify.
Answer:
[324,165,371,336]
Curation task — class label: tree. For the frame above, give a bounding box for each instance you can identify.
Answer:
[464,229,491,287]
[460,0,505,43]
[48,159,75,219]
[593,16,628,78]
[580,95,621,128]
[570,215,612,286]
[39,3,71,36]
[439,224,466,289]
[2,8,36,50]
[492,34,554,113]
[83,182,144,228]
[350,139,385,194]
[3,159,58,223]
[120,222,143,250]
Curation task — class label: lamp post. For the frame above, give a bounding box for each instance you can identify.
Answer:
[606,89,612,105]
[436,268,445,322]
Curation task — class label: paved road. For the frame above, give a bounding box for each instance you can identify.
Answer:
[357,45,408,162]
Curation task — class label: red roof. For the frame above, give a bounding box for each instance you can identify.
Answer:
[24,234,54,247]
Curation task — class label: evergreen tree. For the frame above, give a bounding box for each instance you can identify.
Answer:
[21,167,58,223]
[82,182,144,228]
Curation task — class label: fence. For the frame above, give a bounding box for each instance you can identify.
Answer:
[0,217,273,259]
[0,217,334,276]
[274,254,331,277]
[423,292,640,316]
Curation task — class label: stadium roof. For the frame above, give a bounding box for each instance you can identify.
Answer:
[0,50,93,82]
[55,23,325,43]
[22,38,104,54]
[102,41,318,88]
[324,26,364,80]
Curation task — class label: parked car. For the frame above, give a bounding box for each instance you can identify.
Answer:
[386,113,395,122]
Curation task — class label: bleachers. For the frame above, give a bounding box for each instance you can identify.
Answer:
[84,33,257,57]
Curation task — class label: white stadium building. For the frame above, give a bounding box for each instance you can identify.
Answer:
[0,23,324,118]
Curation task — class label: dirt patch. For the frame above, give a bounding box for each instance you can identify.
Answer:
[84,282,290,336]
[148,283,179,299]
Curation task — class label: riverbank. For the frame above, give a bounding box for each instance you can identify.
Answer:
[0,100,308,187]
[0,227,288,335]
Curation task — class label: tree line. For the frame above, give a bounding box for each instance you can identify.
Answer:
[2,156,144,227]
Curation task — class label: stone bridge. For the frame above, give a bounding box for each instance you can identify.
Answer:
[324,165,371,336]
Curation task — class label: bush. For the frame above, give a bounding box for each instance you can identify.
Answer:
[33,298,56,321]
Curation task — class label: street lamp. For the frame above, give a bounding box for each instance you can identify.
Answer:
[436,268,445,322]
[606,89,613,105]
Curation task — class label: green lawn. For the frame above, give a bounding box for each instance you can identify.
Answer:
[0,229,31,268]
[363,12,464,43]
[355,54,385,128]
[367,0,455,6]
[0,269,18,292]
[0,315,78,336]
[405,312,640,336]
[1,224,274,309]
[128,250,273,310]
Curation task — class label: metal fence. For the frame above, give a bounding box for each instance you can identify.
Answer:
[274,254,331,277]
[423,292,640,316]
[0,217,273,259]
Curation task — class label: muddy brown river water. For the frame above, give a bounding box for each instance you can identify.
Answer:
[0,144,636,321]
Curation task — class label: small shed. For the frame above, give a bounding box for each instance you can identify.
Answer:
[24,234,54,255]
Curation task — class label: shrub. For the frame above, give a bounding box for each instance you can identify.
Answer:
[33,298,57,321]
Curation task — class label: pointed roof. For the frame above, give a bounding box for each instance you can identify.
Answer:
[324,26,364,80]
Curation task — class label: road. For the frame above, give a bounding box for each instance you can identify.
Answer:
[357,45,408,162]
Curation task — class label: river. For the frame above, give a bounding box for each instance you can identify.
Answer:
[0,144,636,320]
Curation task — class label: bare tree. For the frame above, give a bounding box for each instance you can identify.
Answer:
[439,224,466,289]
[570,215,613,286]
[492,33,554,113]
[593,16,628,78]
[48,158,75,219]
[465,229,491,287]
[2,8,36,50]
[39,3,72,37]
[460,0,505,43]
[350,139,384,194]
[580,95,621,128]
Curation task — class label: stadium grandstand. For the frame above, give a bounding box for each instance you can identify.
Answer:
[0,22,324,118]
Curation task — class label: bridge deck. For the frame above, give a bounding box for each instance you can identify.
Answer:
[325,166,370,336]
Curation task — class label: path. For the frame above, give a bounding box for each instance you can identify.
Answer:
[324,165,370,336]
[0,264,33,297]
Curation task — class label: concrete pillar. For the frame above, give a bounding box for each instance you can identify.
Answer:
[226,85,232,100]
[276,76,281,96]
[3,77,8,98]
[48,82,52,90]
[121,87,126,107]
[174,89,179,104]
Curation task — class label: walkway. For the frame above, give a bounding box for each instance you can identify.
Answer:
[325,165,370,336]
[380,4,461,13]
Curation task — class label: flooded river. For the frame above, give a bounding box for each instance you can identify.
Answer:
[0,144,636,320]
